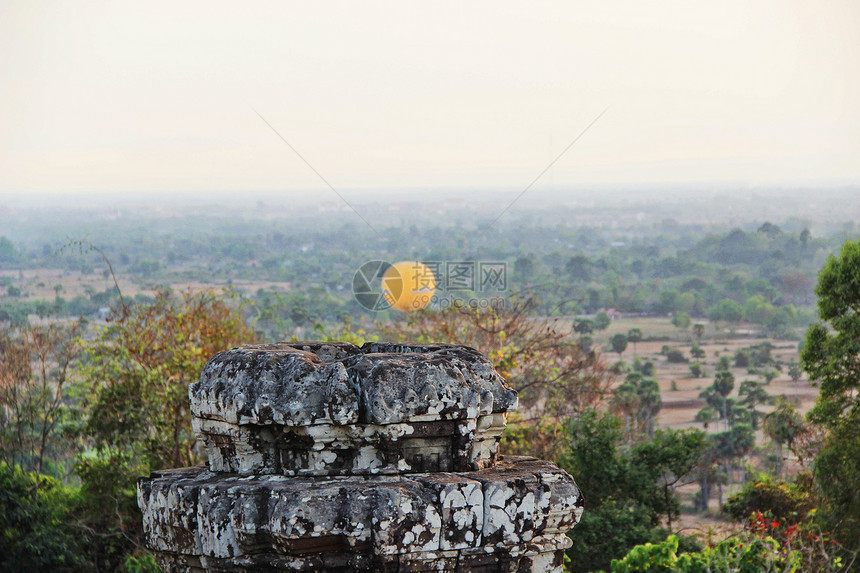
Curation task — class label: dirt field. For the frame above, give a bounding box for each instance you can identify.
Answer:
[0,268,292,301]
[592,316,813,531]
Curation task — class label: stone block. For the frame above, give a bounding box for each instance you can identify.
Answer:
[138,457,581,572]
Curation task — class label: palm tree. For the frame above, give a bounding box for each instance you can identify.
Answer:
[713,370,735,430]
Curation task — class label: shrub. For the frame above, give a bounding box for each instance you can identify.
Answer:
[0,463,85,572]
[666,349,687,363]
[689,362,704,378]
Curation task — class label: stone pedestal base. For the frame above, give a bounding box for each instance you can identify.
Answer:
[138,456,583,573]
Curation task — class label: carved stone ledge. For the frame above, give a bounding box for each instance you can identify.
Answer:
[140,341,584,572]
[190,342,518,476]
[138,456,583,573]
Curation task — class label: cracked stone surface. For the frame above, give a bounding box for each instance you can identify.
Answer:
[139,457,583,573]
[190,342,518,475]
[139,342,584,573]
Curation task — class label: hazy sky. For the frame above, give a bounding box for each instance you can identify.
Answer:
[2,1,859,195]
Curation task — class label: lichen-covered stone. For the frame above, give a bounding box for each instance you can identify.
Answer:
[138,457,582,573]
[191,342,517,476]
[139,341,584,572]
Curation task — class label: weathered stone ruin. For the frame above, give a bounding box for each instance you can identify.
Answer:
[138,342,584,572]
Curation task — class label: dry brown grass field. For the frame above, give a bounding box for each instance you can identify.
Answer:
[0,267,292,303]
[592,316,814,534]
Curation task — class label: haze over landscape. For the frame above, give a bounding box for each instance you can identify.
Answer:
[2,0,860,197]
[3,3,860,573]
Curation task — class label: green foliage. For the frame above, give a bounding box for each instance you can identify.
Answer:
[0,462,85,572]
[627,327,643,354]
[566,254,592,282]
[763,398,804,450]
[665,348,687,363]
[697,386,722,414]
[723,474,816,525]
[737,380,770,429]
[630,429,708,528]
[307,316,378,345]
[708,299,743,325]
[562,411,707,571]
[710,424,755,465]
[594,311,612,331]
[572,502,673,573]
[713,370,734,398]
[611,333,629,357]
[611,375,663,440]
[688,362,704,378]
[671,312,691,330]
[632,356,656,377]
[74,448,147,570]
[801,238,860,545]
[123,553,162,573]
[788,361,802,382]
[743,295,776,327]
[809,407,860,546]
[575,318,595,334]
[609,534,802,573]
[761,368,779,384]
[81,289,255,469]
[0,235,20,263]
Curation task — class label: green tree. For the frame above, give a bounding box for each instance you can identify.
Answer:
[800,241,860,547]
[671,312,691,331]
[513,256,535,279]
[566,254,591,282]
[82,289,255,469]
[743,295,776,327]
[694,406,715,429]
[788,360,803,401]
[0,236,18,263]
[611,333,629,359]
[574,318,594,335]
[611,380,642,443]
[630,428,707,530]
[562,411,706,572]
[723,474,815,526]
[738,379,770,429]
[627,327,643,355]
[594,310,612,331]
[713,370,735,428]
[708,299,743,330]
[763,398,806,479]
[0,463,85,571]
[611,374,663,440]
[688,362,704,378]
